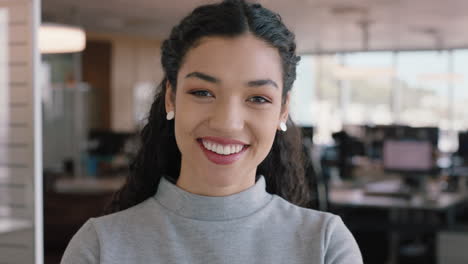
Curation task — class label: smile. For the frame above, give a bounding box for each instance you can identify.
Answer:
[201,139,244,155]
[197,137,249,165]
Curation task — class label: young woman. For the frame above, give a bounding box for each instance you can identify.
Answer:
[61,1,363,263]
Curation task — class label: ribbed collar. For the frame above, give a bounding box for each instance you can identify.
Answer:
[154,176,272,221]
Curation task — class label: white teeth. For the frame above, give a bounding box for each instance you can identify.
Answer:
[236,145,241,152]
[201,140,245,155]
[223,146,230,155]
[202,141,209,150]
[216,145,223,154]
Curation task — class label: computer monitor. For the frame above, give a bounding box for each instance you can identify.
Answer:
[405,126,439,147]
[300,126,314,141]
[457,131,468,158]
[383,139,434,173]
[366,125,439,160]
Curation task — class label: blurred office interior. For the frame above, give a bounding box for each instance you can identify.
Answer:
[3,0,468,263]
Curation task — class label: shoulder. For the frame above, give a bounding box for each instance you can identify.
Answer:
[71,198,156,245]
[91,197,157,234]
[61,198,158,263]
[268,194,335,228]
[322,215,363,264]
[269,195,363,264]
[61,218,100,263]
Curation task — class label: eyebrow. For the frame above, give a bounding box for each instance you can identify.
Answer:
[185,72,220,83]
[185,71,278,89]
[247,79,278,89]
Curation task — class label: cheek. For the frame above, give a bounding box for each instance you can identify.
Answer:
[173,98,198,150]
[173,96,211,148]
[250,110,280,149]
[174,114,201,160]
[248,121,278,167]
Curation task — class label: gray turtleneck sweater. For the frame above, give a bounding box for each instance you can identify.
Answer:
[61,176,363,264]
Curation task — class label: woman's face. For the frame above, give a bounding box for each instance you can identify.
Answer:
[166,33,289,195]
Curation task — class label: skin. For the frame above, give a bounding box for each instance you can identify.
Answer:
[165,33,290,197]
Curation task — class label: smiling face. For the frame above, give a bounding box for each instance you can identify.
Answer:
[165,33,289,196]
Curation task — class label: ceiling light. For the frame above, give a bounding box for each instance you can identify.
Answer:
[39,23,86,54]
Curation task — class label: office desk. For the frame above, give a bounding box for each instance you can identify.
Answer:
[330,183,468,264]
[54,176,126,194]
[330,187,468,224]
[44,175,125,263]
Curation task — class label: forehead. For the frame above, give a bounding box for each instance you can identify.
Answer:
[179,34,283,86]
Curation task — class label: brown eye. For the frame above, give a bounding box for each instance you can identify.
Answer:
[248,96,271,104]
[190,90,214,98]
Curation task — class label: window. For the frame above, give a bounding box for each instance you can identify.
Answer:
[342,52,393,125]
[293,50,464,151]
[396,51,450,128]
[453,50,468,131]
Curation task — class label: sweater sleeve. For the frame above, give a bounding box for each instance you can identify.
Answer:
[324,215,363,264]
[61,219,100,264]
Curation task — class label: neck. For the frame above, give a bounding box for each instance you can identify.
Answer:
[176,158,257,197]
[156,175,271,221]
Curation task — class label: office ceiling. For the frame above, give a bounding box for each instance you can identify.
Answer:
[41,0,468,53]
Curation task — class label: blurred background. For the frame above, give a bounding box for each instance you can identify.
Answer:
[2,0,468,263]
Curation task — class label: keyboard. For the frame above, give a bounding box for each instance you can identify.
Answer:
[364,180,413,199]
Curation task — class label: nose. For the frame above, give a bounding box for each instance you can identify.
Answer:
[208,99,244,133]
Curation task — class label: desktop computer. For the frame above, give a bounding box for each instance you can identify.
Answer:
[457,131,468,160]
[365,139,436,199]
[383,140,434,173]
[450,131,468,192]
[364,125,439,160]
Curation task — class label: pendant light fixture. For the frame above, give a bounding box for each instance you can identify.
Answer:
[39,23,86,54]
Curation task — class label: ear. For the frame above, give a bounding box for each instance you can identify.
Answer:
[279,91,290,124]
[165,80,175,113]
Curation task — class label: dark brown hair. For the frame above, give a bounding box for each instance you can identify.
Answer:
[105,0,310,214]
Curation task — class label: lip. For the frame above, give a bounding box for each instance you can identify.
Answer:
[197,138,249,165]
[199,136,249,146]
